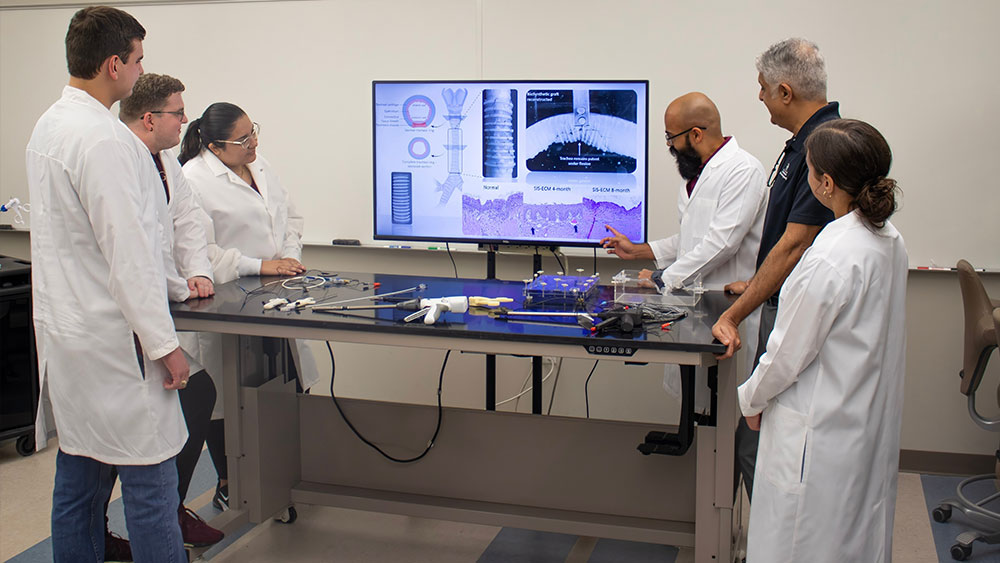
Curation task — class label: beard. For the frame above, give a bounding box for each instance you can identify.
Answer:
[670,145,703,181]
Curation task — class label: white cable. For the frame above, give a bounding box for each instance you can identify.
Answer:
[281,275,327,290]
[509,372,533,410]
[498,357,559,407]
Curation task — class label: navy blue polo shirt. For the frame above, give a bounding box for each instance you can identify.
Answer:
[756,102,840,270]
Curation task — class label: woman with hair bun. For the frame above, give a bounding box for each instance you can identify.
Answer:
[738,119,907,563]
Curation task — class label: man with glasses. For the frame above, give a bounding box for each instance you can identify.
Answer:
[119,72,225,554]
[601,91,767,413]
[711,37,840,502]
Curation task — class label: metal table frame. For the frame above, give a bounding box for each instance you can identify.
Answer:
[173,277,740,563]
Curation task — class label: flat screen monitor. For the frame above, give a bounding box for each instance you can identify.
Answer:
[372,80,648,247]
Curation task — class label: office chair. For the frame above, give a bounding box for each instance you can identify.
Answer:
[933,260,1000,561]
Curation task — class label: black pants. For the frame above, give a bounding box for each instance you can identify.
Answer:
[206,419,227,482]
[176,370,216,503]
[734,301,778,502]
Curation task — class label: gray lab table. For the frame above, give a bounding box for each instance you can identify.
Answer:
[171,273,740,562]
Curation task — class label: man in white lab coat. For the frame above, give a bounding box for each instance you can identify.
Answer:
[26,7,187,562]
[601,92,768,412]
[120,72,225,550]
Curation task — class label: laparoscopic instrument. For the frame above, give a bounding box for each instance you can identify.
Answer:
[493,303,687,335]
[314,295,469,325]
[261,284,429,313]
[309,284,428,310]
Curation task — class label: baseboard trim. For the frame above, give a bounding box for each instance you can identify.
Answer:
[900,449,996,475]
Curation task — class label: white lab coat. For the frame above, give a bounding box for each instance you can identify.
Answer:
[160,148,213,289]
[180,150,319,407]
[148,147,213,305]
[738,211,907,563]
[182,150,304,279]
[649,138,768,412]
[26,86,187,465]
[152,146,222,387]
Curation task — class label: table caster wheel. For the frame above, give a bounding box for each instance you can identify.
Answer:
[275,506,297,524]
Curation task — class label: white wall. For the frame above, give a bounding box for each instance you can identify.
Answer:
[2,0,999,266]
[2,0,999,458]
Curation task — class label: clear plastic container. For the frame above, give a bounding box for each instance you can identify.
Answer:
[611,269,702,307]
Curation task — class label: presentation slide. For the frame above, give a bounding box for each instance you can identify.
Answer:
[373,81,648,246]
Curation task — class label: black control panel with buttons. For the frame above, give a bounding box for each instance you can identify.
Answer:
[584,344,637,357]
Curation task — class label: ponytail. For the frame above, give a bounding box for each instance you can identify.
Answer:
[177,102,247,165]
[179,117,203,165]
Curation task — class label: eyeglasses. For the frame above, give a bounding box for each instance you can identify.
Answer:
[215,122,260,150]
[149,109,186,119]
[767,147,789,187]
[664,126,706,147]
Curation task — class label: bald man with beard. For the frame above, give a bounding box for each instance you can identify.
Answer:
[601,92,768,413]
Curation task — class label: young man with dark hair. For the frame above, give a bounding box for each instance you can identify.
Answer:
[27,6,188,562]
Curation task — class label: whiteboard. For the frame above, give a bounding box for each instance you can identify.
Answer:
[2,0,998,268]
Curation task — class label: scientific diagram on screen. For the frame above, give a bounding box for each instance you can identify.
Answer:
[373,81,647,245]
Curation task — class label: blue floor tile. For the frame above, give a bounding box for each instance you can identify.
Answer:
[588,537,678,562]
[4,540,51,563]
[477,527,579,563]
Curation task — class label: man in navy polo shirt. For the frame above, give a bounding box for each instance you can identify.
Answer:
[711,37,839,501]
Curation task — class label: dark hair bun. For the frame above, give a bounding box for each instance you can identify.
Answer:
[855,176,898,227]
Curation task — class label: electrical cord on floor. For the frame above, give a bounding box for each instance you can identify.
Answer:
[584,360,599,418]
[551,248,565,273]
[327,342,445,463]
[445,242,458,278]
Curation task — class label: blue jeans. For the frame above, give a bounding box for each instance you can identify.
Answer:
[52,449,185,562]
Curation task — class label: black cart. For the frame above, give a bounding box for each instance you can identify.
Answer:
[0,255,37,456]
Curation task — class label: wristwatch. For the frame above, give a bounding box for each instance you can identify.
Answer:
[650,269,666,290]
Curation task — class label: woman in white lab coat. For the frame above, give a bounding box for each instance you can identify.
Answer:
[738,119,907,563]
[177,102,319,508]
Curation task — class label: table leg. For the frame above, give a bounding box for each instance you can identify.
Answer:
[486,354,496,411]
[532,356,543,414]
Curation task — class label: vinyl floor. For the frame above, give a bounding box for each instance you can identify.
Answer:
[0,437,977,562]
